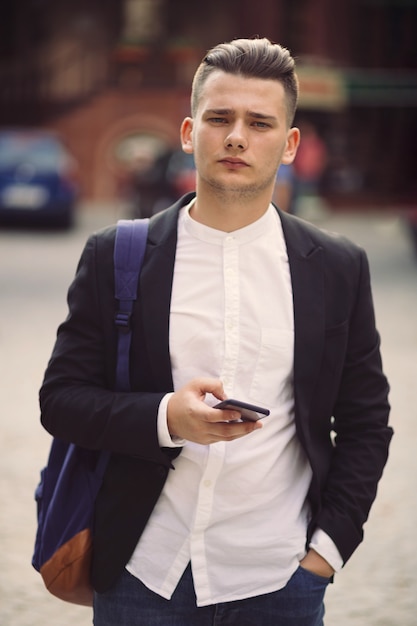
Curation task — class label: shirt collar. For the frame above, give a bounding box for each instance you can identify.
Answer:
[181,199,280,246]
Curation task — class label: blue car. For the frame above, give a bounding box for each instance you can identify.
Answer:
[0,129,79,228]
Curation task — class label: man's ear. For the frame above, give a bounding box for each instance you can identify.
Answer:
[180,117,194,154]
[281,127,300,164]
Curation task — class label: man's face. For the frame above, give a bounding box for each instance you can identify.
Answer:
[181,70,299,201]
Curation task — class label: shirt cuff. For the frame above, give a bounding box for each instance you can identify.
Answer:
[157,393,186,448]
[309,528,344,573]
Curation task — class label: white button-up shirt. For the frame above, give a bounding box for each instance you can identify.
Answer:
[127,202,342,606]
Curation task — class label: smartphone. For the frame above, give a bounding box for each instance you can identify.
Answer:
[214,399,270,422]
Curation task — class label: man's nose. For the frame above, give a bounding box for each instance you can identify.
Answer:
[224,123,247,150]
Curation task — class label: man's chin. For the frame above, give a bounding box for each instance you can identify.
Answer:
[208,181,271,201]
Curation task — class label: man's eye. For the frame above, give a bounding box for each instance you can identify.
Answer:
[209,117,227,124]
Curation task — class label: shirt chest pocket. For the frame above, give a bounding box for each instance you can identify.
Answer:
[249,328,294,406]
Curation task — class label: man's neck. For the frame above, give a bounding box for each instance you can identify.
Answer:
[190,187,273,232]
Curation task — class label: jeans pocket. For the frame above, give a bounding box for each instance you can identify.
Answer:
[297,565,331,585]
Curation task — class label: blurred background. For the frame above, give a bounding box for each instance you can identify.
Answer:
[1,2,417,625]
[0,0,416,224]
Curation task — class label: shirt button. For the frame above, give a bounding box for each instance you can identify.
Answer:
[204,479,212,488]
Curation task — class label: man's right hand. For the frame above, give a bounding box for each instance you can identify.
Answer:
[167,378,262,445]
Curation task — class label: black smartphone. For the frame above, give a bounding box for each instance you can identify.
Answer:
[214,399,270,422]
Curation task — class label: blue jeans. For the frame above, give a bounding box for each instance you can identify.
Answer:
[93,564,329,626]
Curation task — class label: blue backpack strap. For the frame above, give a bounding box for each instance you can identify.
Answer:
[114,218,149,391]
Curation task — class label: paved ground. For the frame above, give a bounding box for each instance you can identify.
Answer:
[0,203,416,625]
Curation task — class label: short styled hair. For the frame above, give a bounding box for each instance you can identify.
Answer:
[191,38,299,126]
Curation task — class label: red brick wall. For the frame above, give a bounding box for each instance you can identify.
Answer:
[49,87,192,201]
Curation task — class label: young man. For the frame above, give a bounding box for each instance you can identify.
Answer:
[40,38,392,625]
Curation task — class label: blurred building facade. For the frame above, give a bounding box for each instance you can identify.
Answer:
[0,0,416,207]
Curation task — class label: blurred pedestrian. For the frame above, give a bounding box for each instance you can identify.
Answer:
[293,120,328,215]
[273,162,296,213]
[128,148,176,218]
[39,37,392,626]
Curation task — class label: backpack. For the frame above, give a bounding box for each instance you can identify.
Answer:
[31,218,149,606]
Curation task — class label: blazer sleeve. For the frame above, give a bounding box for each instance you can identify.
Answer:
[39,228,173,467]
[313,247,392,563]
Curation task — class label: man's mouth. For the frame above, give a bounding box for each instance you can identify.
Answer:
[219,157,249,169]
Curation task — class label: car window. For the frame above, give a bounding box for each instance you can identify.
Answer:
[0,134,66,171]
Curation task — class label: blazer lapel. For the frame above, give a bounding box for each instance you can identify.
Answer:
[138,199,185,390]
[279,211,325,440]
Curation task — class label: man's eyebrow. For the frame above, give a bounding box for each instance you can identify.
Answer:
[204,108,233,115]
[204,108,277,121]
[248,111,277,122]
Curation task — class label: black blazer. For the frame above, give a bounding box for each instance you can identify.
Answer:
[40,193,392,592]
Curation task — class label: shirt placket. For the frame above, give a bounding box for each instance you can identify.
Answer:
[189,441,225,600]
[221,235,240,396]
[190,235,240,603]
